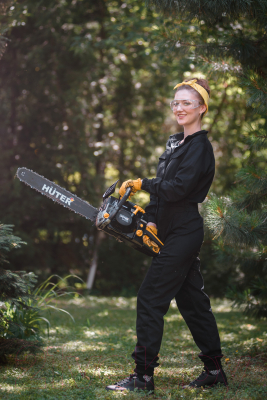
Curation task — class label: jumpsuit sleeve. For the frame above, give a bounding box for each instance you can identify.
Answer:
[141,143,211,202]
[144,193,157,224]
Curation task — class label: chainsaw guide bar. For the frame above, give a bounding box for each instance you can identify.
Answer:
[16,167,98,221]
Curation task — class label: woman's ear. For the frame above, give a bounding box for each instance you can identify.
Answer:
[200,104,207,115]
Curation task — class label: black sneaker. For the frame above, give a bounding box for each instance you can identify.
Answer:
[182,366,228,389]
[105,373,154,393]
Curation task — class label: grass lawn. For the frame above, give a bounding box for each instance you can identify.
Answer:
[0,296,267,399]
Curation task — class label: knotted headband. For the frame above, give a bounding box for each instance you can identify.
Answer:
[173,79,209,116]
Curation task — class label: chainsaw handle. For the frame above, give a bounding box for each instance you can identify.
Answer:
[144,228,164,248]
[108,187,132,221]
[117,187,132,209]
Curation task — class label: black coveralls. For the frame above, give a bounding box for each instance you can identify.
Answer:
[132,130,223,376]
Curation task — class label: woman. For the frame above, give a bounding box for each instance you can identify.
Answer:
[106,78,228,393]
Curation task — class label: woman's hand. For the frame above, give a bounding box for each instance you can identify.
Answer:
[119,178,142,199]
[143,224,160,253]
[147,222,157,229]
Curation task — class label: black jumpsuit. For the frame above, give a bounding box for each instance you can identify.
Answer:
[131,130,223,375]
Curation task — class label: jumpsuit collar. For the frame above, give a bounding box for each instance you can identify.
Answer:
[167,130,208,151]
[169,130,208,142]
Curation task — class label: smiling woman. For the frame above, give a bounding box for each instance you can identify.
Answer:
[108,78,229,393]
[172,78,210,137]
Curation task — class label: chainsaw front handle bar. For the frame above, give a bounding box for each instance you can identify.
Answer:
[117,187,132,209]
[108,187,132,221]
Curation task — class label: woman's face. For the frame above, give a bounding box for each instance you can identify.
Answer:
[172,88,207,127]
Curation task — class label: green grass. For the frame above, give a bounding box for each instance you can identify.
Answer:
[0,296,267,399]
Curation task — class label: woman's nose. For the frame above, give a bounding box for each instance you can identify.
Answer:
[174,103,183,111]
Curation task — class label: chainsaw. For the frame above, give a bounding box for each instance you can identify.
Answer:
[16,168,164,257]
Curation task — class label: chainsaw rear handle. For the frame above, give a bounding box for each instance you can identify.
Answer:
[144,227,164,249]
[120,188,164,250]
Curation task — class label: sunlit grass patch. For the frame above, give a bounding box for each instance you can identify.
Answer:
[0,295,267,399]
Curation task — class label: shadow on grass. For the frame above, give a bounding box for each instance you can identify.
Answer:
[1,296,267,400]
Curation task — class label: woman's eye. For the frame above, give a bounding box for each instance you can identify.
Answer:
[184,102,191,106]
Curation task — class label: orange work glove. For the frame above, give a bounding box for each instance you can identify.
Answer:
[119,178,142,200]
[143,225,160,254]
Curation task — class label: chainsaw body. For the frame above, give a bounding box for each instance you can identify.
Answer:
[96,185,163,257]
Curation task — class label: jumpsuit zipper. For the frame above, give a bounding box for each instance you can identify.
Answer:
[154,139,186,223]
[155,147,175,222]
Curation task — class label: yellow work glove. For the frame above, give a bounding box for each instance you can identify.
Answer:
[119,178,142,200]
[143,225,160,254]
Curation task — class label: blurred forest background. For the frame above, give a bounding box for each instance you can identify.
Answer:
[0,0,266,300]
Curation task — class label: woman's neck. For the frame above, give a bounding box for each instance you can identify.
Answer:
[183,121,202,139]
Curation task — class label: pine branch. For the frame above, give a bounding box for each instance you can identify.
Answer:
[232,167,267,210]
[205,196,267,247]
[241,72,267,113]
[213,239,267,264]
[146,0,267,27]
[226,280,267,318]
[164,27,267,75]
[212,240,267,287]
[244,124,267,151]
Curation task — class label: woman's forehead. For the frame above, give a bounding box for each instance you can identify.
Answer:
[174,88,199,100]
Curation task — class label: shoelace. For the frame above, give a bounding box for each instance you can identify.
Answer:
[116,374,136,386]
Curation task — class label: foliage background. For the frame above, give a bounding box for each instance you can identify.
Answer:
[0,0,264,298]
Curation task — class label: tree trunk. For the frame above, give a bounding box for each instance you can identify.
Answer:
[86,229,104,290]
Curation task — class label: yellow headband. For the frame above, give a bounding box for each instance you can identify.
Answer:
[173,79,209,116]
